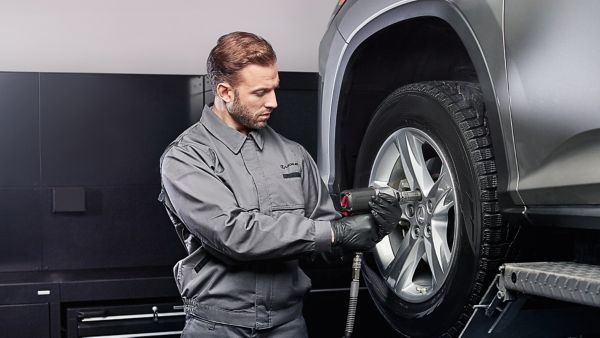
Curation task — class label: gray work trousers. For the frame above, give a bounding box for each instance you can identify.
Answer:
[181,314,308,338]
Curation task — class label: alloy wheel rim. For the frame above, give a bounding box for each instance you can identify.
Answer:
[370,127,459,303]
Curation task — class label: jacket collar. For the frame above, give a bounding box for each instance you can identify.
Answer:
[200,105,264,154]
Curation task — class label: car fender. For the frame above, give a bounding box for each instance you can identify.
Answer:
[318,0,522,206]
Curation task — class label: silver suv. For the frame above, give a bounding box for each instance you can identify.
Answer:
[318,0,600,336]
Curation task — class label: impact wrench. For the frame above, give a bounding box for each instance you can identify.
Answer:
[339,186,421,338]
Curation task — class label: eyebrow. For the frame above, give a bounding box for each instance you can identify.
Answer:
[253,82,280,92]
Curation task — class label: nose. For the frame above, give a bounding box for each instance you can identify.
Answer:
[265,90,278,109]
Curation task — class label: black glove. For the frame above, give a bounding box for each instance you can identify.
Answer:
[330,214,380,253]
[368,193,406,238]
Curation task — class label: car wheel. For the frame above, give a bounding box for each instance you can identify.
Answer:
[354,81,506,337]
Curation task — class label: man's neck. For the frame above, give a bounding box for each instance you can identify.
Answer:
[212,99,249,135]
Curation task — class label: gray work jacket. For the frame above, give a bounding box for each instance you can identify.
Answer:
[159,105,339,329]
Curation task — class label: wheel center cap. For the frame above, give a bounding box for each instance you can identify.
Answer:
[416,205,427,225]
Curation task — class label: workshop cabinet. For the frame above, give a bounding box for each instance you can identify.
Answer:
[0,303,50,338]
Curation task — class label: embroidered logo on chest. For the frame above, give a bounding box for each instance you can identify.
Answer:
[280,162,301,179]
[280,162,299,170]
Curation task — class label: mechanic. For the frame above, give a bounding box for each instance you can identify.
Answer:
[159,31,403,337]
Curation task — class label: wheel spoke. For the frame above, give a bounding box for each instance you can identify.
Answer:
[431,224,452,271]
[371,180,390,188]
[384,234,419,289]
[394,130,435,195]
[430,190,453,272]
[394,238,425,293]
[433,187,454,216]
[424,237,446,285]
[428,164,452,199]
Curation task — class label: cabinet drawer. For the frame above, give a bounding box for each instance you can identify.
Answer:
[67,300,184,338]
[0,303,50,338]
[0,283,58,304]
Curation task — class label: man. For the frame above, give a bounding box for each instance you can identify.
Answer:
[159,32,402,337]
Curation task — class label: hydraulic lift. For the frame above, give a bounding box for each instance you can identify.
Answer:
[460,262,600,337]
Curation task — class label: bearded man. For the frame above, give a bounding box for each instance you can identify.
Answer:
[159,32,396,337]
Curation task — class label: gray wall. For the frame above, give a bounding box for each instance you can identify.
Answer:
[0,0,335,74]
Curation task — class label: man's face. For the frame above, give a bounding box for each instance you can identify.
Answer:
[226,64,279,131]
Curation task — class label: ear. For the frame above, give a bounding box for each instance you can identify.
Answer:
[216,82,234,103]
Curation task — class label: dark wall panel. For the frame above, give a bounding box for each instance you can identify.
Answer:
[0,72,40,187]
[42,186,185,270]
[270,90,318,159]
[40,73,191,186]
[254,72,319,159]
[0,189,42,272]
[0,71,317,273]
[36,73,195,270]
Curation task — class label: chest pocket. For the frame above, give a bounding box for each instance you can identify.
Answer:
[267,160,305,213]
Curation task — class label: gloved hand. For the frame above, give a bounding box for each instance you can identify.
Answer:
[368,193,407,238]
[330,214,380,253]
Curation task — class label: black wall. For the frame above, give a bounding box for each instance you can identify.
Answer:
[0,71,319,273]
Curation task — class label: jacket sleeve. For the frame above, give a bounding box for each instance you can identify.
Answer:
[298,145,341,222]
[160,144,333,263]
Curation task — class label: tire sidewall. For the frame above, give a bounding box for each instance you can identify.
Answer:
[355,91,481,336]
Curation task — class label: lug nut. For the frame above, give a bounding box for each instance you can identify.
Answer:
[413,227,420,237]
[406,204,415,217]
[427,200,433,213]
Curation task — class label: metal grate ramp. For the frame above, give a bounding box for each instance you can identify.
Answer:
[502,262,600,308]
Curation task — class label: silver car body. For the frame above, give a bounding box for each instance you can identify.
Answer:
[318,0,600,213]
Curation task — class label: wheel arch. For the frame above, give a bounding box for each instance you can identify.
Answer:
[329,1,508,200]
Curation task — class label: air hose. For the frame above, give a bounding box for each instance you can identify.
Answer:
[339,187,421,337]
[344,252,363,338]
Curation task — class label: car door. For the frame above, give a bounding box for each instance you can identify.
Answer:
[505,0,600,205]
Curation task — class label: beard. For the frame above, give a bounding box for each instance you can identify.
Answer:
[226,93,269,130]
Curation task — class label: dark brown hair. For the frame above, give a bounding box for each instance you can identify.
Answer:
[207,32,277,93]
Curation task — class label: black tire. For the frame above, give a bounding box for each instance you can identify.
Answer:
[354,81,507,337]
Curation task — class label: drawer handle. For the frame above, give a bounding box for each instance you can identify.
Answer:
[81,312,185,322]
[37,290,51,296]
